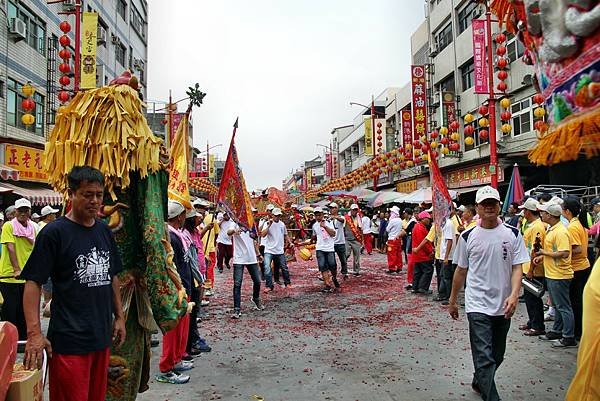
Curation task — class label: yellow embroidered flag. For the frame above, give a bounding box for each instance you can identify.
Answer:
[168,114,192,209]
[80,12,98,89]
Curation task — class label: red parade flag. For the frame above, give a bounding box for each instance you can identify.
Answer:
[428,149,453,229]
[217,118,255,231]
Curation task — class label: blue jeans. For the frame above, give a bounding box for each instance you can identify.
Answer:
[316,250,336,273]
[263,253,291,288]
[546,278,575,338]
[334,244,347,275]
[233,263,261,311]
[467,312,511,401]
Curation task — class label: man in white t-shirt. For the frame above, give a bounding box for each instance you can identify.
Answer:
[361,213,373,255]
[310,207,339,292]
[216,213,236,273]
[386,206,405,274]
[449,186,529,401]
[257,204,274,278]
[329,203,348,278]
[227,223,264,319]
[261,208,293,292]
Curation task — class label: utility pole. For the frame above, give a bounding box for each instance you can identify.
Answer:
[485,2,498,188]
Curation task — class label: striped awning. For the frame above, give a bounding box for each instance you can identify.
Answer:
[0,182,63,206]
[0,165,19,181]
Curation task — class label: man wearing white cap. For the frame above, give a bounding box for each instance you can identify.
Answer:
[216,212,236,273]
[329,203,348,279]
[449,185,529,401]
[260,207,293,291]
[310,207,339,291]
[0,197,36,340]
[386,206,405,274]
[344,204,363,276]
[518,198,548,336]
[39,205,60,229]
[534,202,576,347]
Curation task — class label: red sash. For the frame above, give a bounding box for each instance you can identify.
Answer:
[345,214,363,243]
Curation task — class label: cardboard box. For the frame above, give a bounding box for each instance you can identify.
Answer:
[6,364,43,401]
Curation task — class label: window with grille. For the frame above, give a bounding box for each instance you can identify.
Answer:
[460,58,474,91]
[7,78,45,136]
[117,0,127,21]
[506,32,525,63]
[115,43,126,66]
[457,2,482,34]
[511,98,532,136]
[130,4,145,39]
[434,22,453,53]
[8,0,46,55]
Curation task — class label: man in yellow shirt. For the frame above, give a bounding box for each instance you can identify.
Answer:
[534,202,576,347]
[518,198,547,336]
[0,198,37,340]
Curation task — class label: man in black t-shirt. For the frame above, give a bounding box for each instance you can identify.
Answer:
[21,166,125,401]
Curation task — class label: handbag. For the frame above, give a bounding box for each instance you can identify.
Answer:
[522,277,545,298]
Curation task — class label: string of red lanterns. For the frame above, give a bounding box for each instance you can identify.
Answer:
[58,21,72,104]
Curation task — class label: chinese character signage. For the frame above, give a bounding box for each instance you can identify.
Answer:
[4,144,47,182]
[80,12,98,89]
[396,179,417,193]
[472,19,488,94]
[208,154,216,179]
[442,92,457,127]
[169,113,185,145]
[444,163,504,189]
[364,118,374,156]
[325,152,332,178]
[411,65,428,150]
[306,168,313,190]
[401,110,412,147]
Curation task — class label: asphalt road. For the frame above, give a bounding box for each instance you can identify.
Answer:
[136,252,576,401]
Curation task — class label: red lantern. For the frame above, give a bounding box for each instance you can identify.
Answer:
[430,130,439,139]
[59,35,71,47]
[59,49,71,60]
[440,136,449,145]
[532,93,545,105]
[377,135,382,141]
[497,70,508,80]
[414,157,422,164]
[479,129,489,139]
[59,75,71,86]
[413,140,422,149]
[464,125,475,136]
[496,57,508,69]
[497,81,508,91]
[501,111,512,121]
[495,33,506,43]
[449,120,460,131]
[449,143,460,151]
[421,144,430,153]
[59,63,71,74]
[377,122,382,128]
[58,91,70,103]
[478,105,489,115]
[21,98,35,111]
[59,21,71,33]
[400,162,407,169]
[161,119,168,125]
[496,46,506,56]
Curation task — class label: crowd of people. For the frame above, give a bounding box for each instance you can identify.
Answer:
[0,169,598,400]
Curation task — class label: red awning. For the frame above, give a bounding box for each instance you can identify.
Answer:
[0,182,63,206]
[0,165,19,181]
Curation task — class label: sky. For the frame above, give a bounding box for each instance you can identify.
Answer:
[146,0,425,191]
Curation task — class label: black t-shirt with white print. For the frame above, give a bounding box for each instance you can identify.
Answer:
[21,217,123,355]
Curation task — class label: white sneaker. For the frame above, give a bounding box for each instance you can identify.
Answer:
[200,300,210,307]
[251,298,265,311]
[204,289,213,297]
[544,307,555,321]
[231,310,242,319]
[173,360,194,372]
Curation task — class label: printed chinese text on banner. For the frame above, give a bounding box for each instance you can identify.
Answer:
[411,65,428,153]
[168,114,192,209]
[401,110,412,147]
[208,154,216,178]
[80,12,98,89]
[472,19,488,94]
[217,119,255,231]
[325,152,332,178]
[364,118,374,156]
[428,149,453,229]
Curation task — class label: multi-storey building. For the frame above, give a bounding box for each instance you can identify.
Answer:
[0,0,148,207]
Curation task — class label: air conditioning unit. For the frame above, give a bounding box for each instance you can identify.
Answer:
[9,18,27,40]
[428,44,439,58]
[133,58,142,70]
[111,34,120,45]
[96,64,105,87]
[97,26,107,44]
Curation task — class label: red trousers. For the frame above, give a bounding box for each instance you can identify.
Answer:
[49,348,110,401]
[386,238,403,271]
[159,313,190,372]
[407,254,415,285]
[205,251,216,289]
[363,233,373,254]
